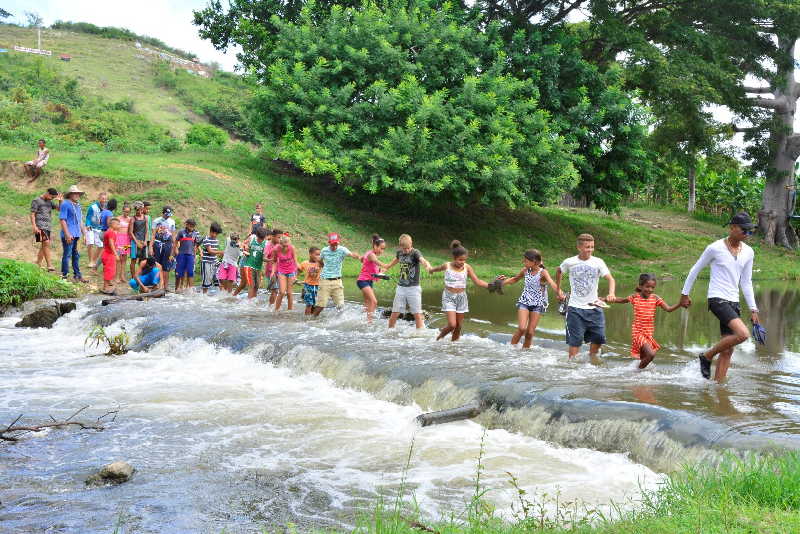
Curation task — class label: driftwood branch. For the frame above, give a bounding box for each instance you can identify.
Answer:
[731,124,762,133]
[1,405,117,442]
[415,400,485,427]
[102,288,166,306]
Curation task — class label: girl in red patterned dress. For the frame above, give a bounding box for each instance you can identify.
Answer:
[606,274,682,369]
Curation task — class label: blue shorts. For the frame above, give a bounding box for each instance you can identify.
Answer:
[152,240,173,271]
[129,268,161,292]
[517,303,546,313]
[357,280,374,289]
[279,272,297,278]
[565,306,606,347]
[303,283,318,307]
[175,253,195,277]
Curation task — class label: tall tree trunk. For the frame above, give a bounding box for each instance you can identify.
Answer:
[759,37,800,249]
[687,164,696,213]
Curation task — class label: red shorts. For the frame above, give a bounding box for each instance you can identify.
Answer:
[102,251,117,281]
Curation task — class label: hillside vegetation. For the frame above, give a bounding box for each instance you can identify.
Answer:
[2,146,799,283]
[0,24,252,140]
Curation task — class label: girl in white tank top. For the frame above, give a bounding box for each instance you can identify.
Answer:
[501,249,559,349]
[427,240,491,342]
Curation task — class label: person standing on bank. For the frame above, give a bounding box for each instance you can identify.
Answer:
[680,212,761,381]
[59,185,88,283]
[30,188,62,271]
[84,191,107,273]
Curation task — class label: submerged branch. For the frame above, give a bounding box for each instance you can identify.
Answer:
[1,406,118,442]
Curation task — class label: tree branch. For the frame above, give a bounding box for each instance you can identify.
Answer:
[1,407,114,442]
[731,124,763,133]
[746,96,787,111]
[743,85,772,94]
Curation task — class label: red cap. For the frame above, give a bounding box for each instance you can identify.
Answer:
[327,233,340,244]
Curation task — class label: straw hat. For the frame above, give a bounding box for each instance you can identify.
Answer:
[64,185,85,196]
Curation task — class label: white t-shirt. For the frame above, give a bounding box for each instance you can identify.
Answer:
[559,255,610,309]
[681,238,757,311]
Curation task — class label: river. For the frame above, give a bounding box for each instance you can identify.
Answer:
[1,278,798,533]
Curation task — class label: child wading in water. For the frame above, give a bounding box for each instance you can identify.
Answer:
[502,249,559,349]
[100,217,121,295]
[427,240,490,341]
[217,233,242,293]
[606,274,682,368]
[384,234,432,329]
[357,234,389,323]
[299,247,322,315]
[270,234,300,312]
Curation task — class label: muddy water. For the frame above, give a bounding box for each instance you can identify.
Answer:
[1,277,798,533]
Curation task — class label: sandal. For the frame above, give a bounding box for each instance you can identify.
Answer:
[99,290,117,296]
[73,277,90,284]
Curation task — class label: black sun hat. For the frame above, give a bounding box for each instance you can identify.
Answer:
[728,212,755,230]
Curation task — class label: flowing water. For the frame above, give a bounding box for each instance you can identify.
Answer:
[1,277,799,533]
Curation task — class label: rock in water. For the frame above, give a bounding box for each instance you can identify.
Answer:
[14,302,76,328]
[85,461,134,486]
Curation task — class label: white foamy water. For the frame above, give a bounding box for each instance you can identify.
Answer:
[0,300,660,533]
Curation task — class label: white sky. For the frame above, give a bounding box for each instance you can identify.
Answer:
[1,0,239,71]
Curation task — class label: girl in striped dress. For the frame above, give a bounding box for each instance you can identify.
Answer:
[606,274,681,368]
[502,249,559,349]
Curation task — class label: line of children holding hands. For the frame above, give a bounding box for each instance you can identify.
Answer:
[121,210,684,366]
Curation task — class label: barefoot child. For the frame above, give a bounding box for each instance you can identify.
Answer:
[101,217,121,295]
[384,234,432,329]
[427,240,490,341]
[264,229,282,306]
[116,203,132,283]
[606,274,682,369]
[129,256,162,293]
[173,218,201,292]
[555,234,616,360]
[502,249,559,349]
[238,227,268,299]
[217,233,242,293]
[298,247,322,315]
[270,234,300,311]
[357,234,389,323]
[129,201,151,278]
[200,223,224,295]
[152,207,176,290]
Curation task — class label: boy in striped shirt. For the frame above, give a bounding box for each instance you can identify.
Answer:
[200,222,223,294]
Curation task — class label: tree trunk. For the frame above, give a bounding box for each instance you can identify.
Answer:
[759,37,799,249]
[687,164,696,213]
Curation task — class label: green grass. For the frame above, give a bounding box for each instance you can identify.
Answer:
[2,145,799,283]
[0,258,76,308]
[0,25,206,137]
[344,451,800,534]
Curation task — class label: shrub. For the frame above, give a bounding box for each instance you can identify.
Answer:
[160,137,183,153]
[185,123,227,147]
[0,259,76,308]
[226,141,251,159]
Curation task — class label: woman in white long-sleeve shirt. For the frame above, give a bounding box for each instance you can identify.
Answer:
[679,212,762,381]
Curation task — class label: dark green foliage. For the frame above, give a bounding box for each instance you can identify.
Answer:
[0,259,76,307]
[246,2,579,207]
[51,20,197,60]
[186,123,227,147]
[0,54,174,152]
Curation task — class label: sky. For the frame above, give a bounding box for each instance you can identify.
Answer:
[1,0,239,71]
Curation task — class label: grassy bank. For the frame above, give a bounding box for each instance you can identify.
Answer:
[350,451,800,534]
[0,258,76,309]
[2,145,799,285]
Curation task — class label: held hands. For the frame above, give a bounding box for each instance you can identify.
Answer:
[750,310,760,324]
[558,290,566,301]
[679,294,692,308]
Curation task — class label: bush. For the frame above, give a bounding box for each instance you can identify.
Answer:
[185,123,227,147]
[226,141,251,159]
[0,259,76,308]
[160,137,183,153]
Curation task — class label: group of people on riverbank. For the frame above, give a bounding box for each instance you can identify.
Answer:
[30,186,761,382]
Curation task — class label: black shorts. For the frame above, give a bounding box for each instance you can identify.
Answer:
[35,229,51,242]
[708,298,740,336]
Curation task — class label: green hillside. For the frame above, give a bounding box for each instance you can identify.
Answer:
[0,24,247,139]
[2,145,799,283]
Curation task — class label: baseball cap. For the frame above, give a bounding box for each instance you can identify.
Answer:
[327,232,340,244]
[728,212,754,230]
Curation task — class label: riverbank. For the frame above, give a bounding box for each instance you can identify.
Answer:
[2,146,799,284]
[355,451,800,534]
[0,258,76,312]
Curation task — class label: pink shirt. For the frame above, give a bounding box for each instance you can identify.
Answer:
[358,251,380,281]
[265,242,278,274]
[275,245,297,275]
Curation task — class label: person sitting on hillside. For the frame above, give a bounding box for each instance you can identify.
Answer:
[24,139,50,182]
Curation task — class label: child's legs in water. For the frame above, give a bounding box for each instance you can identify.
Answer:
[511,307,531,345]
[639,343,656,369]
[360,285,378,321]
[452,313,465,341]
[437,311,459,340]
[523,312,542,349]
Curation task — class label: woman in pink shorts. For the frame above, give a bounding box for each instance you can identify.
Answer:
[217,233,242,293]
[269,234,300,312]
[115,203,132,283]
